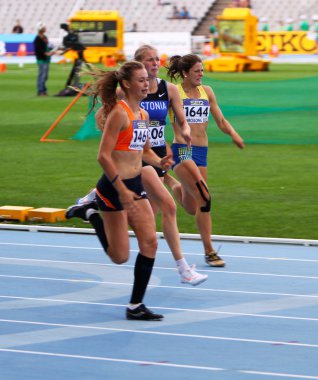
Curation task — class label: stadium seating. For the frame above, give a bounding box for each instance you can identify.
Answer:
[0,0,78,36]
[251,0,318,30]
[0,0,213,36]
[2,0,318,38]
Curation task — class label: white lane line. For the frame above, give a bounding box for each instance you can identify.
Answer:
[1,318,318,348]
[0,242,102,250]
[1,296,318,322]
[2,242,318,262]
[0,257,318,280]
[224,255,318,263]
[0,348,318,379]
[2,255,318,272]
[2,268,318,282]
[2,276,318,300]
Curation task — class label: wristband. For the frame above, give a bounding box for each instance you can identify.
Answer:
[111,174,119,184]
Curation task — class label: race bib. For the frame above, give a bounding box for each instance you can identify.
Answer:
[183,99,210,123]
[129,120,149,150]
[148,120,165,147]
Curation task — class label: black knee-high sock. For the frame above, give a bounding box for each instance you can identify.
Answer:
[88,212,108,253]
[130,253,155,304]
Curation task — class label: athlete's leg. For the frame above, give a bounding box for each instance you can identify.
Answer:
[142,166,182,261]
[174,160,213,253]
[173,161,224,267]
[126,198,163,320]
[142,166,208,285]
[101,210,130,264]
[164,172,196,215]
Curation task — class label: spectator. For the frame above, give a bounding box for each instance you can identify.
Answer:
[259,17,269,31]
[229,0,241,7]
[209,18,219,50]
[312,15,318,53]
[299,15,310,31]
[171,5,180,18]
[179,6,190,19]
[12,19,24,34]
[33,22,54,96]
[279,18,294,31]
[130,22,138,32]
[240,0,252,8]
[285,18,294,31]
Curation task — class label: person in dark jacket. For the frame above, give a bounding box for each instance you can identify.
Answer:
[33,22,53,96]
[12,19,24,33]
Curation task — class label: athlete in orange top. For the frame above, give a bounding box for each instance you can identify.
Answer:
[66,61,173,321]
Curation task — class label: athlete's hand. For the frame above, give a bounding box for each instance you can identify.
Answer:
[232,132,245,149]
[119,188,141,214]
[160,154,174,171]
[181,123,192,147]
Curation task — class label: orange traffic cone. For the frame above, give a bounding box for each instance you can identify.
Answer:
[269,44,279,58]
[103,55,116,67]
[160,54,168,67]
[0,63,7,72]
[203,42,212,57]
[17,43,27,56]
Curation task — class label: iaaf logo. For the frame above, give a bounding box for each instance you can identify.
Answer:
[135,121,147,129]
[190,100,204,106]
[149,120,160,127]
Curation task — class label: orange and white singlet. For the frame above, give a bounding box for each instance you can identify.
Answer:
[114,100,149,151]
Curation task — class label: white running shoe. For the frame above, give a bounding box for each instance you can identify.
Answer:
[76,188,97,205]
[180,265,208,286]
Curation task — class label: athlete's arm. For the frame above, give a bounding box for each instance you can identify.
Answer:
[167,82,192,146]
[143,140,174,171]
[205,85,245,149]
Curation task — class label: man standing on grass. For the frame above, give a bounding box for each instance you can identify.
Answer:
[33,22,54,96]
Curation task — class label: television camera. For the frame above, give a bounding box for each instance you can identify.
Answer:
[55,23,88,96]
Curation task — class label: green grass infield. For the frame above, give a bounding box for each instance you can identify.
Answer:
[1,62,318,240]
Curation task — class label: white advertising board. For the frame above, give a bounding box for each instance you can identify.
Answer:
[124,32,191,58]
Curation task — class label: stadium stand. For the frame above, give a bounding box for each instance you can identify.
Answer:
[77,0,215,33]
[0,0,214,36]
[0,0,79,36]
[251,0,318,30]
[1,0,318,38]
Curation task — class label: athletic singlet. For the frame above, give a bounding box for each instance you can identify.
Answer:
[114,100,149,151]
[140,79,169,148]
[169,84,210,124]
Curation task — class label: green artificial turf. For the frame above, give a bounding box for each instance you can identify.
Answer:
[1,62,318,240]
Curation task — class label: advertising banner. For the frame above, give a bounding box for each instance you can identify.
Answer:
[257,31,317,54]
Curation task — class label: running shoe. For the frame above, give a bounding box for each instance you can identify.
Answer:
[65,201,98,221]
[180,265,208,286]
[76,188,97,205]
[126,304,164,321]
[205,251,225,267]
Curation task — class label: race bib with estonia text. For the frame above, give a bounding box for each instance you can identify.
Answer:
[148,120,166,148]
[183,98,210,123]
[129,120,149,150]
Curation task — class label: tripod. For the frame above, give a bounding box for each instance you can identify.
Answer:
[55,49,89,96]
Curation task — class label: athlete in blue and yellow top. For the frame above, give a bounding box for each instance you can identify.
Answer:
[166,54,245,267]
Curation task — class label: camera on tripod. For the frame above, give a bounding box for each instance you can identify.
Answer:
[55,23,88,96]
[60,23,85,57]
